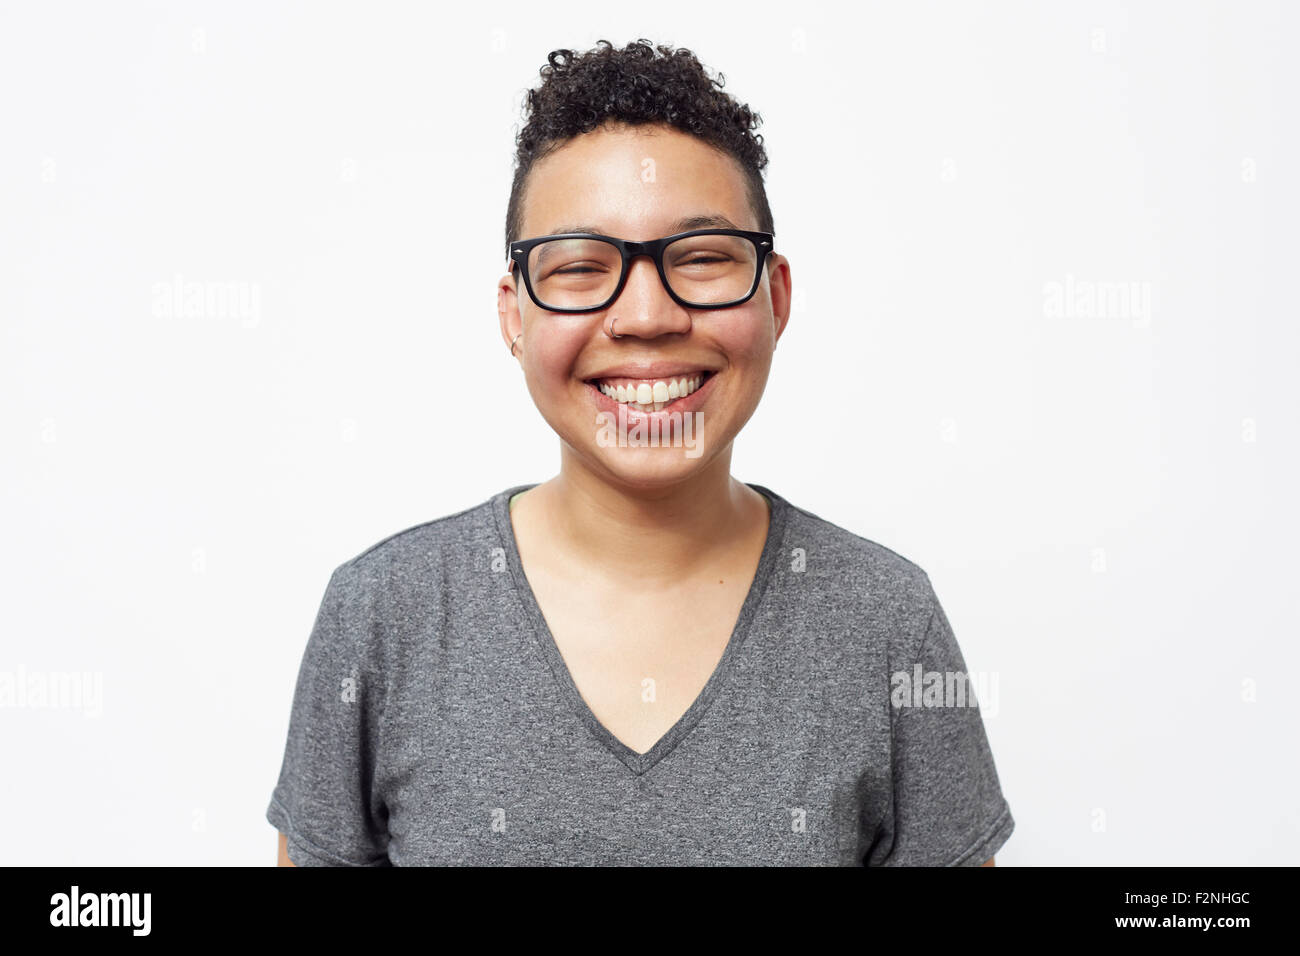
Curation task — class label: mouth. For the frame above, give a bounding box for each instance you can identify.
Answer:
[582,370,717,414]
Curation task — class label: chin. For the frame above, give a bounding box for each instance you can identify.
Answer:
[592,447,714,487]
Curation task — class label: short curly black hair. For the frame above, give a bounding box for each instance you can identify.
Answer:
[504,38,774,257]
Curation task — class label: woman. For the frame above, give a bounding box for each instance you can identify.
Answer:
[267,39,1014,866]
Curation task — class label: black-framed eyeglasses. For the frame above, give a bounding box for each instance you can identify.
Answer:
[508,228,774,314]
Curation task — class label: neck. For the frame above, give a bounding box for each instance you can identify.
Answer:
[521,447,770,585]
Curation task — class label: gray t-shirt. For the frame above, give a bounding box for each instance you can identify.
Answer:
[266,483,1014,866]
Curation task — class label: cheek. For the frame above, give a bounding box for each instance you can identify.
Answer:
[523,319,589,390]
[712,307,775,367]
[713,312,776,411]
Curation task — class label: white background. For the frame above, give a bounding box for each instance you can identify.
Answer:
[2,0,1296,865]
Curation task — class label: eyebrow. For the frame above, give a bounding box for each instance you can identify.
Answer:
[544,214,742,236]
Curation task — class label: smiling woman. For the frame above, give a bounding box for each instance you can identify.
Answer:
[266,38,1014,867]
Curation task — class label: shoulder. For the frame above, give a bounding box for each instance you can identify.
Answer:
[284,490,520,718]
[762,488,941,660]
[344,493,499,576]
[772,491,935,603]
[320,490,512,633]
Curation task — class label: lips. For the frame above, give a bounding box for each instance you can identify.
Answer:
[586,371,711,411]
[584,369,717,418]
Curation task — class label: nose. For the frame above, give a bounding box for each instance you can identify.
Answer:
[605,254,692,338]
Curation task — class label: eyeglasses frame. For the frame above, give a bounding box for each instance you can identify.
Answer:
[508,228,775,314]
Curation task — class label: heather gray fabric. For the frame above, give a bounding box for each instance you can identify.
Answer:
[266,483,1014,866]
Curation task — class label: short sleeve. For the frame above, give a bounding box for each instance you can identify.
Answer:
[867,581,1014,866]
[265,566,391,866]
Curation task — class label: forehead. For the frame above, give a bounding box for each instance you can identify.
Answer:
[520,123,754,239]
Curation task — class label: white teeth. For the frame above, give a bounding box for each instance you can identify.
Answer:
[593,374,708,409]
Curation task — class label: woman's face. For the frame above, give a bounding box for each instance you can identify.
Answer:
[498,122,791,491]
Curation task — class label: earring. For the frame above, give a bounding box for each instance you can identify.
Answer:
[509,332,522,356]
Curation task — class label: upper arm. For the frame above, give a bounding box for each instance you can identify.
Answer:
[866,579,1015,866]
[277,831,296,867]
[265,566,392,866]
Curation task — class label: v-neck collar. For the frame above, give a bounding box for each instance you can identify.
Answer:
[491,481,789,776]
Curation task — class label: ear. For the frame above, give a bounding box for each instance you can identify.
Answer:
[767,254,793,346]
[498,263,524,362]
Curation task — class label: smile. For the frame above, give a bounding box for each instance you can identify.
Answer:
[583,371,716,414]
